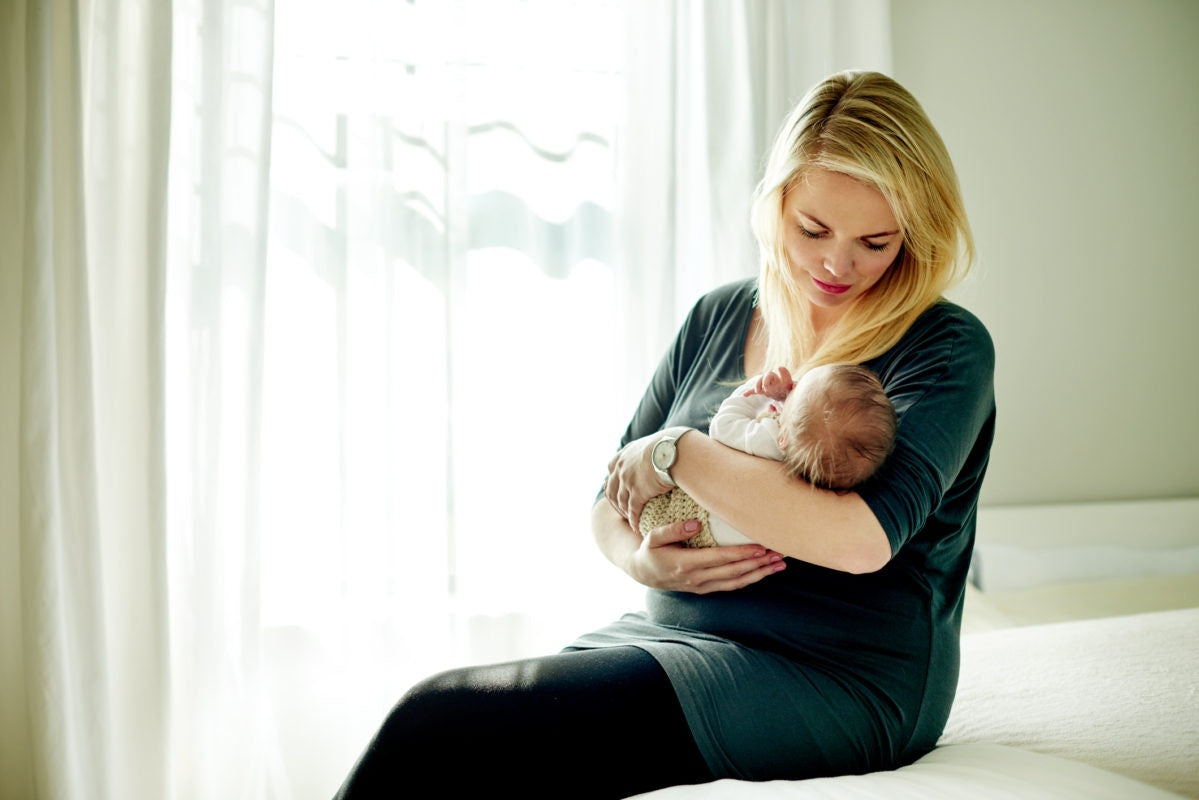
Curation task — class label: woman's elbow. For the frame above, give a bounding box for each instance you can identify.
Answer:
[834,529,893,574]
[842,545,892,574]
[820,499,893,574]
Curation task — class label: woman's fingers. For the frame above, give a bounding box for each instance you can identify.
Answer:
[638,526,786,593]
[687,547,786,593]
[643,518,704,546]
[605,434,672,528]
[692,559,787,593]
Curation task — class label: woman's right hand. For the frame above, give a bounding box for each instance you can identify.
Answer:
[625,517,787,594]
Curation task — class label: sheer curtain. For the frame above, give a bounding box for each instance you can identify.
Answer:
[1,1,889,798]
[165,1,641,793]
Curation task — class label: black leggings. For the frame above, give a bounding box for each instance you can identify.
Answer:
[333,645,715,799]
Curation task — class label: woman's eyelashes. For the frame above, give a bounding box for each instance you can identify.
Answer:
[799,225,892,252]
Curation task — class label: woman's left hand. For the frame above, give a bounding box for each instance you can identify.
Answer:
[604,432,675,533]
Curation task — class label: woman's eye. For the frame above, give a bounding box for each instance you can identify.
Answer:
[799,224,894,252]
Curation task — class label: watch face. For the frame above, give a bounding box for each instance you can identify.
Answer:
[653,439,677,470]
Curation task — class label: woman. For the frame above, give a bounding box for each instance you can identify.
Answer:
[334,71,995,799]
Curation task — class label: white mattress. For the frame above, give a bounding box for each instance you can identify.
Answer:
[633,742,1183,799]
[943,606,1198,798]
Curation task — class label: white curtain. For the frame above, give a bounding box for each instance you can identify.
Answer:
[165,1,640,794]
[2,1,173,799]
[0,1,889,798]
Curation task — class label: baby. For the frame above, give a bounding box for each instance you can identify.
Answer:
[640,363,897,547]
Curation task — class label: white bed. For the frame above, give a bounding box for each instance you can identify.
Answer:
[633,498,1199,799]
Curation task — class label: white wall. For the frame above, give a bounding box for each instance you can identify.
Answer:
[891,0,1199,505]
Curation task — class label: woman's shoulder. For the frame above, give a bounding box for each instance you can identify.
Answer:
[676,278,758,341]
[691,277,758,315]
[869,299,994,384]
[905,299,994,360]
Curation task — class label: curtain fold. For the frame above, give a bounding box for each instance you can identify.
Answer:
[4,0,175,797]
[163,0,279,795]
[8,0,112,797]
[21,0,113,796]
[83,0,174,797]
[0,5,29,794]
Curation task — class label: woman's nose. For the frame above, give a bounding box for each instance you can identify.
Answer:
[823,242,854,278]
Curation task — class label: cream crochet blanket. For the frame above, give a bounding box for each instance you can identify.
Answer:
[639,488,716,548]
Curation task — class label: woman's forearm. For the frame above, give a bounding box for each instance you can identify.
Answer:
[672,433,892,573]
[592,498,640,574]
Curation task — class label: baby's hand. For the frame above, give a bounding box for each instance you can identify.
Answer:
[747,366,794,401]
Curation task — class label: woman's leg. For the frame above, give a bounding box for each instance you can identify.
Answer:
[333,645,713,799]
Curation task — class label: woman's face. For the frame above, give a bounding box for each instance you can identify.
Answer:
[781,169,902,326]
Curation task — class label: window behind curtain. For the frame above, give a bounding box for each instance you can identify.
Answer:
[258,0,641,689]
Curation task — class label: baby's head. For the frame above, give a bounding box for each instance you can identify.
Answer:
[777,363,896,490]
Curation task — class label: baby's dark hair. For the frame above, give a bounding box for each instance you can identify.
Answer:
[781,363,896,490]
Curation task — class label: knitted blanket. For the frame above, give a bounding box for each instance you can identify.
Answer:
[639,488,716,548]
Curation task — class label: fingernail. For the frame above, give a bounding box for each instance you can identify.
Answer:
[684,520,699,532]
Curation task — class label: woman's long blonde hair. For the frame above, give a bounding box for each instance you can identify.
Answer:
[751,71,975,370]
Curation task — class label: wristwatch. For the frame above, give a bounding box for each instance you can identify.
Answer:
[651,428,692,487]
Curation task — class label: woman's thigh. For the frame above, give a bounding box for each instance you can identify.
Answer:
[333,645,714,799]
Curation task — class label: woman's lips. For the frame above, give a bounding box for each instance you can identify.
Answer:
[812,277,851,295]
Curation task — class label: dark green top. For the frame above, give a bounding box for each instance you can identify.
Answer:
[571,278,996,781]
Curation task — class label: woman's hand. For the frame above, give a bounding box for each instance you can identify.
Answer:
[629,518,787,593]
[591,500,786,594]
[603,431,676,534]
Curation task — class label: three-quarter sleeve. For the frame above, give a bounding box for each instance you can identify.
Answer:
[858,303,997,554]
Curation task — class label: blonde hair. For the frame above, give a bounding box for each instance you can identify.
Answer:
[751,71,975,370]
[780,363,896,489]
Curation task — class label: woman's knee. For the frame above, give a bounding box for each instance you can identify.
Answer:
[381,665,481,735]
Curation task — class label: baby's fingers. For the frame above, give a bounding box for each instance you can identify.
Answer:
[776,366,794,392]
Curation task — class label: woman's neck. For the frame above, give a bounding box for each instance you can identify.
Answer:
[807,304,842,345]
[751,299,845,375]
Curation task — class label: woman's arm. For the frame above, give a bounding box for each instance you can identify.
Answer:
[605,429,891,574]
[591,497,787,593]
[673,432,892,573]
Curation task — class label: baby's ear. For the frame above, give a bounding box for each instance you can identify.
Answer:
[777,431,788,450]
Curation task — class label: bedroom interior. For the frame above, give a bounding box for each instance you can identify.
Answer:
[2,0,1196,798]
